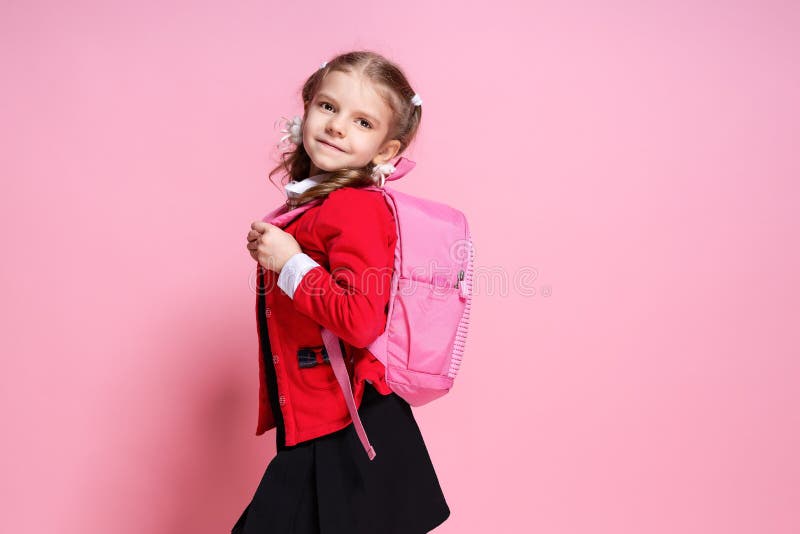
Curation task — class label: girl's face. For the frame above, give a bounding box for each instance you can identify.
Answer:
[302,69,401,177]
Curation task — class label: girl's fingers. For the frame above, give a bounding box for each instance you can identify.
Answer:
[247,229,264,242]
[251,221,272,233]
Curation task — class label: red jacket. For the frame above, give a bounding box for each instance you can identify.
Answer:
[255,186,397,445]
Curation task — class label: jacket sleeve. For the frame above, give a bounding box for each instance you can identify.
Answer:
[289,187,396,348]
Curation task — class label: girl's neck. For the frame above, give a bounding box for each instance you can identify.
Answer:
[307,162,323,178]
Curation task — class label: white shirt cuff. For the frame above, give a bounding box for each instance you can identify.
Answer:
[277,252,321,299]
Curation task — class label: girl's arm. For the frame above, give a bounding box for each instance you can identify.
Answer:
[278,187,396,349]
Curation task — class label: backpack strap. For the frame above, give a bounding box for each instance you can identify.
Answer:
[321,327,377,461]
[263,198,323,227]
[364,157,416,192]
[383,156,416,182]
[318,159,418,460]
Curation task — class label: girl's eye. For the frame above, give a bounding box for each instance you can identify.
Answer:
[319,101,372,129]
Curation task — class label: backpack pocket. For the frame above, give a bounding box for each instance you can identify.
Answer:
[391,276,466,375]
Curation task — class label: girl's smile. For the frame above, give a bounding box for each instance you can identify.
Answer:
[317,138,346,152]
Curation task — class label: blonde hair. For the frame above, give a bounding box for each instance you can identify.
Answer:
[268,49,422,207]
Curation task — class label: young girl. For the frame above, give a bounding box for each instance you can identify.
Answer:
[237,50,451,533]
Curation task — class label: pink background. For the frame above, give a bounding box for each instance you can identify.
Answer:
[2,1,798,533]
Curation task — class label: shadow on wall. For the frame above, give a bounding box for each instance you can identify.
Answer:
[83,288,275,534]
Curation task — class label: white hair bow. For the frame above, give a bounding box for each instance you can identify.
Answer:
[275,115,303,146]
[370,162,395,187]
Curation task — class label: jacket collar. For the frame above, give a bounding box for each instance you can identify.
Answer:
[284,171,333,201]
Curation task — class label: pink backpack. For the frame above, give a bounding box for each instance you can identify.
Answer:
[264,157,474,460]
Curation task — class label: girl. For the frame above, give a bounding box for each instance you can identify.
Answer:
[237,50,451,533]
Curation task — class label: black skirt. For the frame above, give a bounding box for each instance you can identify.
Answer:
[233,271,451,533]
[231,382,451,534]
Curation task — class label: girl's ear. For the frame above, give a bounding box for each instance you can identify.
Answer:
[373,139,402,165]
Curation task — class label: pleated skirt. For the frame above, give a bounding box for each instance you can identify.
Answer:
[231,382,451,534]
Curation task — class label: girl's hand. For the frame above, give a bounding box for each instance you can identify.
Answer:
[247,221,302,273]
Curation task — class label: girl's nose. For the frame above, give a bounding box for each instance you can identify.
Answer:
[326,117,345,137]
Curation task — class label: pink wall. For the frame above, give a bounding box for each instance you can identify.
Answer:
[2,1,798,533]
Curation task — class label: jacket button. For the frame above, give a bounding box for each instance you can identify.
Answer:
[272,354,279,364]
[278,395,286,406]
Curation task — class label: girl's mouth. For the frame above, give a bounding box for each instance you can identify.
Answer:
[319,139,345,152]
